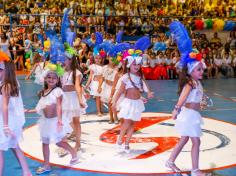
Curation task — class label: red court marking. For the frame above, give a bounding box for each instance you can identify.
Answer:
[100,116,179,159]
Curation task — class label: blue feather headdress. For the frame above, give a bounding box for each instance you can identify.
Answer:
[61,8,76,47]
[82,32,103,48]
[116,31,124,43]
[169,21,203,73]
[121,36,151,67]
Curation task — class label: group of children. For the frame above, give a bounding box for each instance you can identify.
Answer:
[1,22,208,176]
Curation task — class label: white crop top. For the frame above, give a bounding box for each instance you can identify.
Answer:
[121,73,149,92]
[89,64,103,76]
[102,65,117,81]
[62,69,82,86]
[36,87,63,115]
[184,81,203,103]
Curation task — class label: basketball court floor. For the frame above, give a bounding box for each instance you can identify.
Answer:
[3,76,236,176]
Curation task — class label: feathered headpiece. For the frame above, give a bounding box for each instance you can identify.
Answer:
[82,32,103,48]
[64,42,77,59]
[45,63,65,77]
[169,21,203,74]
[93,41,114,59]
[61,8,76,47]
[0,50,11,69]
[108,42,131,65]
[116,31,124,43]
[49,34,65,64]
[122,36,151,67]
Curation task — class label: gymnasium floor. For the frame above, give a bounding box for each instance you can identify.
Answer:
[3,76,236,176]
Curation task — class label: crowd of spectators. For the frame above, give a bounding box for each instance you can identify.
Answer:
[0,0,235,80]
[0,0,235,35]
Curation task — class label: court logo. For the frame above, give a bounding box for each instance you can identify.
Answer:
[21,113,236,174]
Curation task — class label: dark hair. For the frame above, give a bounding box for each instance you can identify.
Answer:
[0,61,19,97]
[177,66,194,95]
[33,53,42,64]
[1,33,7,40]
[69,55,81,85]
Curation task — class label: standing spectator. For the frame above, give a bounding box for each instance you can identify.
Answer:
[0,32,11,58]
[14,34,25,70]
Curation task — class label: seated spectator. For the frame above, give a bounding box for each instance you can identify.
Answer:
[210,32,222,46]
[227,31,236,49]
[222,52,234,77]
[232,50,236,77]
[214,52,223,78]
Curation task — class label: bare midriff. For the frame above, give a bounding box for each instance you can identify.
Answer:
[93,75,102,81]
[185,102,200,111]
[125,88,141,100]
[43,104,57,118]
[105,79,113,86]
[63,85,75,92]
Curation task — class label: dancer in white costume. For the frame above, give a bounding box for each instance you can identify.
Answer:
[62,54,87,151]
[110,64,125,124]
[98,56,118,121]
[166,21,207,176]
[35,70,78,174]
[0,54,32,176]
[112,49,153,153]
[25,53,48,85]
[85,54,103,116]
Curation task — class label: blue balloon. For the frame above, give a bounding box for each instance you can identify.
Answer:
[224,21,236,31]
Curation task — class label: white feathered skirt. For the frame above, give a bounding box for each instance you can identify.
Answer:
[118,98,145,121]
[38,116,72,144]
[175,107,203,137]
[0,95,25,151]
[62,91,87,122]
[89,80,101,97]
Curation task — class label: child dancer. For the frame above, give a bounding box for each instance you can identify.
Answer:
[25,53,48,85]
[98,55,118,123]
[112,49,153,153]
[62,54,87,152]
[0,53,32,176]
[166,21,206,176]
[110,64,125,124]
[35,70,79,174]
[85,54,103,116]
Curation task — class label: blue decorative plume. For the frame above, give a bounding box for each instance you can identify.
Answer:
[95,32,103,46]
[169,21,194,68]
[97,41,114,53]
[153,42,167,51]
[61,8,76,46]
[49,34,65,64]
[134,36,151,52]
[109,42,131,57]
[169,21,192,54]
[116,31,124,43]
[37,33,44,46]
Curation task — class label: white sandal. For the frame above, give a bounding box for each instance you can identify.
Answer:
[165,160,181,173]
[70,156,80,165]
[191,168,206,176]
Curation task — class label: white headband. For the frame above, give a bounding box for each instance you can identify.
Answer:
[187,60,206,74]
[126,56,143,68]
